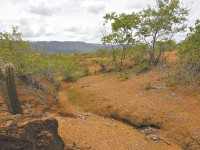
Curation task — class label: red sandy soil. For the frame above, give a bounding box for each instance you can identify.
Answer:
[0,52,199,149]
[0,77,179,149]
[67,53,200,149]
[55,83,180,150]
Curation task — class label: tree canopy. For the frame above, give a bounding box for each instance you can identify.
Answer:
[138,0,189,65]
[102,12,140,70]
[101,0,189,68]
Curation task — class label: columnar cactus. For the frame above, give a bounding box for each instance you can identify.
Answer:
[0,63,23,115]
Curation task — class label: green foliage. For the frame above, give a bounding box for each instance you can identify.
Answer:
[137,0,188,65]
[102,12,140,71]
[15,51,84,82]
[0,63,23,115]
[145,82,151,90]
[117,73,130,81]
[0,26,30,61]
[95,48,109,57]
[178,20,200,63]
[108,48,123,70]
[177,20,200,83]
[0,26,31,77]
[127,43,149,64]
[101,0,188,67]
[156,40,176,52]
[166,72,174,87]
[135,62,150,73]
[40,54,82,81]
[0,27,85,83]
[166,79,174,87]
[102,12,140,45]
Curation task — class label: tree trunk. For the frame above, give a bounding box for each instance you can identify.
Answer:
[118,48,126,71]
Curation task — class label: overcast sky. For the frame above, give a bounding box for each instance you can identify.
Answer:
[0,0,199,43]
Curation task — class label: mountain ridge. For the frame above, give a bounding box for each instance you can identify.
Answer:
[30,41,107,54]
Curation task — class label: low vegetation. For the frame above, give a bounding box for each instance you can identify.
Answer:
[0,27,89,85]
[117,73,130,81]
[177,20,200,83]
[0,0,199,149]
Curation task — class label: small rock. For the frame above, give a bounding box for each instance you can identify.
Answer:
[75,113,89,119]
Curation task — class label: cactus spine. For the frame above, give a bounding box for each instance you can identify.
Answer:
[0,63,23,115]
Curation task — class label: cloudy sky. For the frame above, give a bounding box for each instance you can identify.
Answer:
[0,0,199,43]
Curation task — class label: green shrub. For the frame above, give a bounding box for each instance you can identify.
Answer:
[117,73,130,81]
[135,62,150,73]
[166,73,174,87]
[145,82,151,90]
[177,20,200,83]
[127,44,149,64]
[96,48,109,57]
[166,79,174,87]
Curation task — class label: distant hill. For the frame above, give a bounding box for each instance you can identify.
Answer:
[30,41,108,54]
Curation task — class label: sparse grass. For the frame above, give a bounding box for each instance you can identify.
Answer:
[145,82,151,90]
[117,73,130,81]
[166,72,174,87]
[66,65,200,149]
[166,79,174,87]
[67,88,99,112]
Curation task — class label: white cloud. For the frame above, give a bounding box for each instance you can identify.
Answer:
[0,0,199,43]
[64,26,80,32]
[81,0,106,14]
[28,0,62,16]
[30,6,54,16]
[125,0,155,10]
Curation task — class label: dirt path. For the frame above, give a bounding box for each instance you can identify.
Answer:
[58,83,83,115]
[54,82,180,150]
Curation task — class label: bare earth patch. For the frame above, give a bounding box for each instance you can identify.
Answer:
[67,59,200,149]
[54,83,179,149]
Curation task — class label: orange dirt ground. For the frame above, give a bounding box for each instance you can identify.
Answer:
[55,83,180,149]
[0,52,199,149]
[67,53,200,149]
